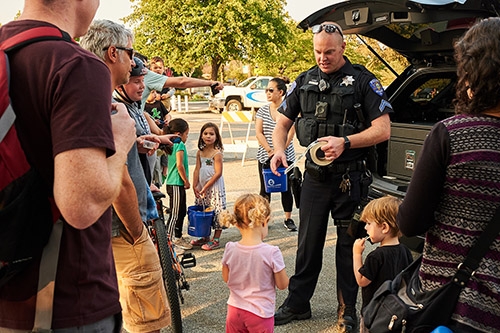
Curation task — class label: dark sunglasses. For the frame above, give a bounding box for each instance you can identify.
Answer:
[311,24,343,37]
[102,46,135,60]
[265,88,275,93]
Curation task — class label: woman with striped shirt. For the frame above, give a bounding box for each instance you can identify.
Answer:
[256,77,297,231]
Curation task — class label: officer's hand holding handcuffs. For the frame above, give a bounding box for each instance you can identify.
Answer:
[318,136,346,161]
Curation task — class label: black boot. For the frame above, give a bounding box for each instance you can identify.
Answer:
[337,305,357,333]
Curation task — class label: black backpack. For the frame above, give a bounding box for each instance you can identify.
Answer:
[0,26,71,287]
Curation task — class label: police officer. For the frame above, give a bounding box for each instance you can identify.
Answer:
[270,22,392,332]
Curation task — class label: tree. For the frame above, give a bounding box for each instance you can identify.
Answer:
[125,0,290,81]
[255,20,314,81]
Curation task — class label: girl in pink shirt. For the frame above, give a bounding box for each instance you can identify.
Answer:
[221,194,289,333]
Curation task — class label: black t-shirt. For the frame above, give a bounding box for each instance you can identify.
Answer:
[144,99,169,128]
[359,244,413,309]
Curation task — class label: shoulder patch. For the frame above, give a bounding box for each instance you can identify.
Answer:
[286,81,297,97]
[379,99,393,113]
[369,79,384,97]
[278,100,287,113]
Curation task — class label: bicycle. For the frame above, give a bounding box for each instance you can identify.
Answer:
[146,191,196,333]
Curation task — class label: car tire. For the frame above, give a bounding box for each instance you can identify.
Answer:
[226,99,242,112]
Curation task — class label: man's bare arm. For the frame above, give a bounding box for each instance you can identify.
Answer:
[112,166,144,241]
[319,113,391,161]
[163,77,223,91]
[54,103,136,229]
[270,116,294,173]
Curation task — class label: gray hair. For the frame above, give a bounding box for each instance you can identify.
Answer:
[80,19,133,61]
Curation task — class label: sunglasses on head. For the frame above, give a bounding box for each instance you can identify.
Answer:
[265,88,275,93]
[102,46,135,60]
[311,24,343,37]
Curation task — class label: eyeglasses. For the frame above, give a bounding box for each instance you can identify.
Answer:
[311,24,343,37]
[265,88,275,93]
[102,46,135,60]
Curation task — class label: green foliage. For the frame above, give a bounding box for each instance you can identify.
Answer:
[125,0,290,81]
[344,35,409,87]
[125,0,409,86]
[255,20,314,81]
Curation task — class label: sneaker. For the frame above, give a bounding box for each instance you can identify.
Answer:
[190,237,210,246]
[337,305,357,333]
[201,240,220,251]
[173,245,185,256]
[274,305,311,326]
[284,218,297,231]
[173,237,193,250]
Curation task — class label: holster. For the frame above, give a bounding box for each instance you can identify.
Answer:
[304,160,325,181]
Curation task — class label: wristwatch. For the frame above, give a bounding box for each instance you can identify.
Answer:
[343,136,351,150]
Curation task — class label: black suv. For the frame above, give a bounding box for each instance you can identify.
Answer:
[299,0,500,251]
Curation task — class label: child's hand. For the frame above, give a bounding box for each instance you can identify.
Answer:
[184,181,190,190]
[353,237,366,255]
[199,187,206,196]
[193,188,200,198]
[159,134,181,146]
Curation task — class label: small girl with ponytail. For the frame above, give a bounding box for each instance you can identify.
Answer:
[220,194,289,332]
[163,118,193,252]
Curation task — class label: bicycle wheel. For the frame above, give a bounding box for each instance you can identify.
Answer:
[153,218,183,333]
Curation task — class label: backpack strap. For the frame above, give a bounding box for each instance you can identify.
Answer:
[0,26,71,188]
[33,219,63,333]
[0,26,67,51]
[0,27,70,332]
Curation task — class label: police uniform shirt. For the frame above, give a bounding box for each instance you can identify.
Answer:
[280,57,393,162]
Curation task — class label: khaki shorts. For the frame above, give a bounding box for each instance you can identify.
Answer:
[112,225,170,332]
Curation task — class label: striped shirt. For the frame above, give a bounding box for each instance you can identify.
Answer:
[256,104,295,164]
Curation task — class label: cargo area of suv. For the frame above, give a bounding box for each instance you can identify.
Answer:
[299,0,500,251]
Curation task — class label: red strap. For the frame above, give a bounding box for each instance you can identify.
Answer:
[0,51,8,117]
[0,26,63,50]
[0,26,65,198]
[1,26,65,118]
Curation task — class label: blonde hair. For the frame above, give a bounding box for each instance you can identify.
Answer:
[360,196,402,237]
[219,194,271,229]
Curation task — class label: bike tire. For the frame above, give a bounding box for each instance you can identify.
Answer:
[153,218,183,333]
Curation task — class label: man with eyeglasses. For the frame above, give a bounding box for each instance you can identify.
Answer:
[271,22,392,332]
[0,1,137,332]
[80,20,178,333]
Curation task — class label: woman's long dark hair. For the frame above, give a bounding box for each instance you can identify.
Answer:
[454,17,500,115]
[271,76,290,97]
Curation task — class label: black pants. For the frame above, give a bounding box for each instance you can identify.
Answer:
[283,169,361,311]
[166,185,186,238]
[258,161,294,213]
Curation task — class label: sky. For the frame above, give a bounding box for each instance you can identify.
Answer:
[1,0,334,26]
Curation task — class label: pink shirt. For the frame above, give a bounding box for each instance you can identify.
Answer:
[222,242,285,318]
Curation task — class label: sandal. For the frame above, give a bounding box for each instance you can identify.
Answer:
[201,240,220,251]
[190,237,210,246]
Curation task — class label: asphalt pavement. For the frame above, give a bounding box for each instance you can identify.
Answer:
[160,109,370,333]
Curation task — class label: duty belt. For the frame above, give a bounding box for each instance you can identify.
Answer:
[306,159,366,174]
